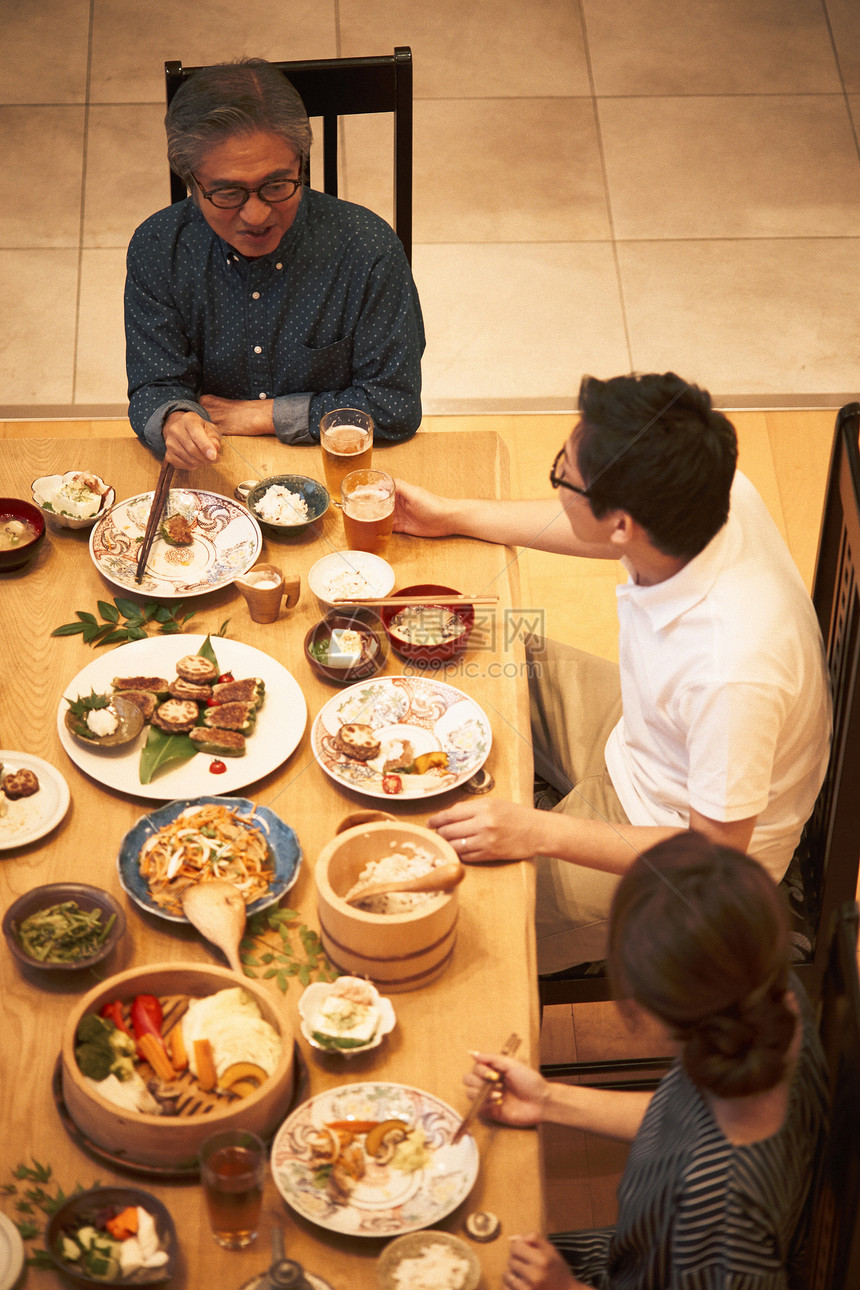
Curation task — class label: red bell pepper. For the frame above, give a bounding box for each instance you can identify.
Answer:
[130,994,171,1065]
[100,1000,134,1039]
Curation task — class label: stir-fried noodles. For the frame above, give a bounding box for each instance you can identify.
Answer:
[138,803,274,915]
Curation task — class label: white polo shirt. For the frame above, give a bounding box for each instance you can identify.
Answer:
[604,471,831,881]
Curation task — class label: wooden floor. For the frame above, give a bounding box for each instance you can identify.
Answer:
[0,407,839,1232]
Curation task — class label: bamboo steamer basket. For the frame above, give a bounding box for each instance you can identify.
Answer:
[315,822,460,992]
[61,962,295,1170]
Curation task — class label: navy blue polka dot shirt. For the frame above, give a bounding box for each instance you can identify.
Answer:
[125,188,425,453]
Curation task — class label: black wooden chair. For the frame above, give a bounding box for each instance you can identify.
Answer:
[541,403,860,1080]
[164,48,413,263]
[798,900,860,1289]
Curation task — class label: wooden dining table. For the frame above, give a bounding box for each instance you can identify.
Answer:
[0,429,542,1289]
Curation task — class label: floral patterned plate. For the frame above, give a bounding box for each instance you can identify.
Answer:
[270,1082,478,1236]
[311,676,492,800]
[89,489,262,598]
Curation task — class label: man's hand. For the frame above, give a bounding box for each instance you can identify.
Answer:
[199,394,275,437]
[392,479,458,538]
[162,410,222,470]
[427,798,549,862]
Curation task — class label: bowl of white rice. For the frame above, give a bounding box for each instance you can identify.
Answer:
[246,475,330,536]
[377,1231,481,1290]
[315,822,461,992]
[308,549,395,612]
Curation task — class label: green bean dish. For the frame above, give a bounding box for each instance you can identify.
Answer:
[16,901,116,963]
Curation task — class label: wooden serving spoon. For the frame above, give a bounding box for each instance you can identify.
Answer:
[343,861,465,906]
[180,881,247,974]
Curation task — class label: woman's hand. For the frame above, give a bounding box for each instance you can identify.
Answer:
[464,1053,550,1128]
[428,798,550,862]
[503,1235,584,1290]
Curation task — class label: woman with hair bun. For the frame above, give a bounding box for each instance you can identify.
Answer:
[465,833,828,1290]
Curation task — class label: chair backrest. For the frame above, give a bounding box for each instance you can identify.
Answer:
[800,901,860,1290]
[164,49,413,263]
[792,402,860,997]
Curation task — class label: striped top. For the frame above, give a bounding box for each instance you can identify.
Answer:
[553,982,828,1290]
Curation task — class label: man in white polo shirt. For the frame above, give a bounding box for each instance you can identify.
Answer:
[392,371,832,972]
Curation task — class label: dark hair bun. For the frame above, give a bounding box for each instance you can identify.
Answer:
[682,984,796,1096]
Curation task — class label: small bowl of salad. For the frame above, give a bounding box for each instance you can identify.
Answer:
[3,882,126,974]
[46,1187,176,1285]
[298,975,396,1057]
[31,470,115,530]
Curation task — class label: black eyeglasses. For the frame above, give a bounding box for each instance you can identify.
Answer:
[191,173,302,210]
[550,447,590,497]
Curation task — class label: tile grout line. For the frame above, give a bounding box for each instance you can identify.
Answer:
[576,0,635,373]
[821,0,860,167]
[71,0,97,406]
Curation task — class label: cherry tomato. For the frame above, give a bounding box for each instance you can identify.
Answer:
[205,697,222,707]
[217,672,235,684]
[382,773,403,795]
[209,759,227,774]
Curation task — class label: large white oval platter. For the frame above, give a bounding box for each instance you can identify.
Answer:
[56,635,306,801]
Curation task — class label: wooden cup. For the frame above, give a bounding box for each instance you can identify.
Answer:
[235,565,300,623]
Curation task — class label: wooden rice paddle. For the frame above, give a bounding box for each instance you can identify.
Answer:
[343,860,464,906]
[180,881,246,974]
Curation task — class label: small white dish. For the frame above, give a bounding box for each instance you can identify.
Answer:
[0,751,70,851]
[0,1211,24,1290]
[308,550,395,612]
[298,977,396,1056]
[31,470,115,529]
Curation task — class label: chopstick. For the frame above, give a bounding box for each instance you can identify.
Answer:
[331,594,500,608]
[134,460,175,583]
[451,1033,521,1143]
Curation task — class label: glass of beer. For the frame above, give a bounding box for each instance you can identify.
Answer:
[199,1129,266,1249]
[341,469,396,556]
[320,408,374,504]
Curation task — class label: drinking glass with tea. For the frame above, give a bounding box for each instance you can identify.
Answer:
[319,408,374,504]
[199,1129,266,1249]
[341,469,396,556]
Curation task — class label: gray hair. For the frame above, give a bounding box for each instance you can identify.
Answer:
[166,57,313,187]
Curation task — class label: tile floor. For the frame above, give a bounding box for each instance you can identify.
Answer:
[2,0,860,418]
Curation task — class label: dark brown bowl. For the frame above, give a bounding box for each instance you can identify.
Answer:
[381,584,474,666]
[0,497,46,571]
[46,1186,176,1286]
[304,608,389,685]
[3,882,126,972]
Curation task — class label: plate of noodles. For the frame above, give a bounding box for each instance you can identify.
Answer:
[116,795,301,923]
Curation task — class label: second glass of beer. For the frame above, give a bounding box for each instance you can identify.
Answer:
[341,469,396,556]
[319,407,374,504]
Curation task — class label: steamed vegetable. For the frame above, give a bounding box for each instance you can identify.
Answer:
[74,1014,136,1082]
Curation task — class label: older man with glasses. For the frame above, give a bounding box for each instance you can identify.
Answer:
[125,57,425,470]
[393,371,832,974]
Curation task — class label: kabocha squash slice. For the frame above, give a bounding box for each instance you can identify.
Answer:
[219,1061,267,1093]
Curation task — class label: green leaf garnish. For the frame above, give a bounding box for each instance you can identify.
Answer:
[310,1031,375,1051]
[52,597,198,646]
[138,728,197,784]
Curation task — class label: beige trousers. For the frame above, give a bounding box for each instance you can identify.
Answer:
[527,637,631,972]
